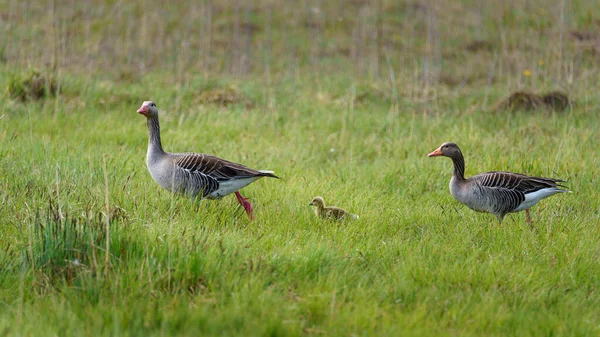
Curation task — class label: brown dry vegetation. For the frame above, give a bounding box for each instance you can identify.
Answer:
[3,0,599,103]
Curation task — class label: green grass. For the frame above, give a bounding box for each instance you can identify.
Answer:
[1,0,600,336]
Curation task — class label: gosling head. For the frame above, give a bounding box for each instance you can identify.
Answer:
[309,196,326,209]
[137,101,159,118]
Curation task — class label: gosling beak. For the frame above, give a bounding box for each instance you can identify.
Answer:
[309,202,314,206]
[428,147,443,157]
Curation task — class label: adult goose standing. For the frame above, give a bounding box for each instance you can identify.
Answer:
[137,101,278,220]
[428,142,568,224]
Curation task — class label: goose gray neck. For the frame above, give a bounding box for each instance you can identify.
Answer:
[451,152,466,181]
[146,117,164,153]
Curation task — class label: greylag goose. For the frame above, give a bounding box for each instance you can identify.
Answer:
[309,196,359,221]
[428,142,568,224]
[137,101,278,220]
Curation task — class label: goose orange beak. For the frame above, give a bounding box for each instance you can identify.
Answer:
[137,105,148,115]
[428,147,443,157]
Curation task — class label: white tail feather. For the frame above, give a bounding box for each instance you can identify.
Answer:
[515,188,567,211]
[259,170,275,174]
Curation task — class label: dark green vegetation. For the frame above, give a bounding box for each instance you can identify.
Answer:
[1,0,599,336]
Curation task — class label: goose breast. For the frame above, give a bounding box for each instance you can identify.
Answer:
[450,177,493,213]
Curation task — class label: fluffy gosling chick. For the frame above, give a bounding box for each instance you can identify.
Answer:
[309,196,358,221]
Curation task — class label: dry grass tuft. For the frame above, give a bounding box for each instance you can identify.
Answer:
[464,40,493,53]
[197,87,254,109]
[570,30,598,41]
[570,30,600,56]
[333,84,390,107]
[8,69,57,102]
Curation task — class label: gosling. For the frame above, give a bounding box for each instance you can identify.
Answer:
[309,196,358,221]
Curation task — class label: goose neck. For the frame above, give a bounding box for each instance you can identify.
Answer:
[451,152,466,181]
[146,117,164,153]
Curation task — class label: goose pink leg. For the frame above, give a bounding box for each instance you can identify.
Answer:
[525,209,539,231]
[526,208,534,227]
[235,191,254,220]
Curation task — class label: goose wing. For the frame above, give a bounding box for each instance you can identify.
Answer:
[168,153,277,198]
[323,207,348,220]
[174,153,277,181]
[476,171,564,192]
[472,171,565,214]
[323,206,358,220]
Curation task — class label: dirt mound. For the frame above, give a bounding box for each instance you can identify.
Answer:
[542,91,571,111]
[495,91,571,112]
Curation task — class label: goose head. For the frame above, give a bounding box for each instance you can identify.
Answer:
[137,101,159,118]
[428,142,462,158]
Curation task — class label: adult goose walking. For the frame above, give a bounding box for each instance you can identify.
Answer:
[428,142,568,225]
[137,101,278,220]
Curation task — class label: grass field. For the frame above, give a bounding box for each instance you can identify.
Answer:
[1,0,600,336]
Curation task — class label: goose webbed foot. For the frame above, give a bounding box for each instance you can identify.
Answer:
[235,191,254,220]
